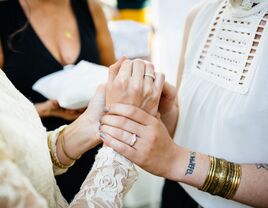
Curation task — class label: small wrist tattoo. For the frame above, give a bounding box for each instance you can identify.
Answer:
[185,152,196,176]
[256,163,268,171]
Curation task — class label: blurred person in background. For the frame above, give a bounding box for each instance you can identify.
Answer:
[114,0,150,24]
[0,0,115,202]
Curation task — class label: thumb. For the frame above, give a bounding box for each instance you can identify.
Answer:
[108,56,128,82]
[162,82,177,100]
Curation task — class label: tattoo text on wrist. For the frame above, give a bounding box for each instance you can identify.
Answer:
[185,152,196,176]
[256,163,268,171]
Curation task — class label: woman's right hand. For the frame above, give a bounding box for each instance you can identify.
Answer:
[35,100,84,121]
[106,59,165,116]
[100,103,182,181]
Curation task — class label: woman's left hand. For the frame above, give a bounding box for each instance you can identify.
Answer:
[60,84,106,161]
[99,103,182,181]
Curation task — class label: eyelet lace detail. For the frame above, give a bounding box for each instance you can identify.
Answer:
[192,0,268,94]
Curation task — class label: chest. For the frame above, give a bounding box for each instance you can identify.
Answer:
[184,1,268,93]
[20,0,81,65]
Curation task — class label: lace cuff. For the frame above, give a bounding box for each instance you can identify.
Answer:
[47,125,74,176]
[70,147,138,208]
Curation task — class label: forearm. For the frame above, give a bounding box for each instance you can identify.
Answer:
[56,120,100,166]
[168,147,268,208]
[160,104,179,137]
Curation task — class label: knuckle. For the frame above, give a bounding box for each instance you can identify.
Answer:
[128,107,137,117]
[122,59,132,66]
[133,59,145,65]
[144,87,153,97]
[146,63,155,71]
[115,78,128,88]
[117,129,126,140]
[118,144,127,154]
[120,60,132,71]
[119,117,128,128]
[132,83,142,95]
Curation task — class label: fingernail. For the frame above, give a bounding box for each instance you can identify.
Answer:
[99,131,106,140]
[103,106,109,113]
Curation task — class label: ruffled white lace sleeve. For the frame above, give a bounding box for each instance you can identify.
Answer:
[70,147,138,208]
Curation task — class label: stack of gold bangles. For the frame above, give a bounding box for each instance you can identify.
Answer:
[199,156,242,199]
[48,127,80,169]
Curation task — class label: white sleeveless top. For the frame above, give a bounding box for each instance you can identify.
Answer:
[174,0,268,207]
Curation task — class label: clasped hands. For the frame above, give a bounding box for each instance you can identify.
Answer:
[99,57,179,179]
[62,57,179,179]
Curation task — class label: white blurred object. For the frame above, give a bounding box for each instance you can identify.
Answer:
[109,20,152,59]
[151,0,200,85]
[32,61,108,109]
[124,166,164,208]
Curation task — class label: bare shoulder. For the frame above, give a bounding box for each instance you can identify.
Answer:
[185,1,207,26]
[87,0,103,16]
[176,1,207,89]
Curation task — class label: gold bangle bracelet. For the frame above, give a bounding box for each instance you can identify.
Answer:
[219,162,234,198]
[199,156,242,200]
[225,164,241,199]
[59,129,81,161]
[212,159,229,195]
[48,134,72,169]
[201,156,216,192]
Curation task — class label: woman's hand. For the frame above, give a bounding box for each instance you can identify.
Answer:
[106,59,165,116]
[35,100,84,121]
[158,82,179,136]
[99,103,182,181]
[57,84,107,163]
[159,82,178,116]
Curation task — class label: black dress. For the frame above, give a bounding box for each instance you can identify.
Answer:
[0,0,101,202]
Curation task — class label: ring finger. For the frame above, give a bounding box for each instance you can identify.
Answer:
[101,115,144,136]
[143,63,155,97]
[100,125,141,148]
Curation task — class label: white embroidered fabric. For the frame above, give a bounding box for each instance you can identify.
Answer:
[0,70,138,208]
[0,140,137,208]
[175,0,268,207]
[192,0,268,94]
[70,147,138,208]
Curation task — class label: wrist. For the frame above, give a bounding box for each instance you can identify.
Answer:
[172,147,209,188]
[35,103,48,118]
[64,116,101,155]
[164,145,188,182]
[160,105,179,137]
[164,146,209,189]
